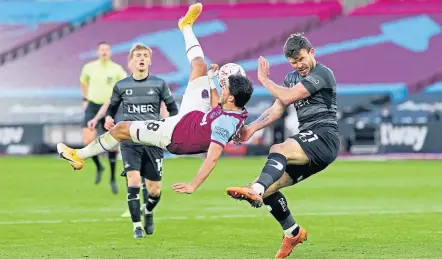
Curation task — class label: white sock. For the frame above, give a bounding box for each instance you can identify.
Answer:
[133,221,142,230]
[76,132,119,159]
[182,26,204,63]
[145,209,152,215]
[252,183,265,196]
[283,223,299,238]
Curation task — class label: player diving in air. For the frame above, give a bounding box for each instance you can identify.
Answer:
[57,2,254,194]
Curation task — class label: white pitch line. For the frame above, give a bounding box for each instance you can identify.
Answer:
[0,220,62,225]
[0,208,441,225]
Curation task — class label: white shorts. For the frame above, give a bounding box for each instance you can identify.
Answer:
[129,76,213,150]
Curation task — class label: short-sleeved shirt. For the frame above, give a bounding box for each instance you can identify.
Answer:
[166,105,248,155]
[80,59,127,104]
[106,75,175,121]
[282,63,337,131]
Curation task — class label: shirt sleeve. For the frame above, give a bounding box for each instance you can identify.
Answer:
[160,80,175,104]
[106,83,122,118]
[282,73,291,88]
[300,67,330,95]
[79,64,89,84]
[210,114,239,147]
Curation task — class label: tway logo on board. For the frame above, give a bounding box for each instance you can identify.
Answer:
[380,124,427,151]
[0,127,24,145]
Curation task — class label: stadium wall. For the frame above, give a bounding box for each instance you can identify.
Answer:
[1,122,442,156]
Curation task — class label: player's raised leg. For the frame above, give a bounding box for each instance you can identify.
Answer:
[57,121,140,170]
[178,3,216,114]
[179,3,205,81]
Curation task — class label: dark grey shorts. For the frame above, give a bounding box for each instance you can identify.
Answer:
[120,141,164,181]
[83,101,105,133]
[286,125,340,183]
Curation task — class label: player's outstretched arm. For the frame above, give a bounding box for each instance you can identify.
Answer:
[172,142,223,194]
[208,64,220,108]
[211,89,219,108]
[240,99,287,142]
[258,56,310,106]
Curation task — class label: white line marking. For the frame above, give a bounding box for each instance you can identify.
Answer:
[1,208,441,225]
[0,220,62,225]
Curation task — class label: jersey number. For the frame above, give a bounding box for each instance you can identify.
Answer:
[298,131,318,143]
[145,119,165,132]
[146,122,159,131]
[200,112,208,126]
[155,158,163,177]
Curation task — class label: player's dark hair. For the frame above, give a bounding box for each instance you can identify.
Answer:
[283,33,312,58]
[97,41,110,47]
[228,75,254,108]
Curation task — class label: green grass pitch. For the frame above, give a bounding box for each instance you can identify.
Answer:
[0,156,441,259]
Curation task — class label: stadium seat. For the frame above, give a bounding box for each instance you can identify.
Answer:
[240,1,442,105]
[0,0,112,60]
[0,2,341,100]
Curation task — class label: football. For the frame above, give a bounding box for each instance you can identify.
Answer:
[218,63,246,88]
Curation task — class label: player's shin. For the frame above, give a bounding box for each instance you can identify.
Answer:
[127,186,142,230]
[252,153,287,195]
[76,131,119,159]
[264,191,299,237]
[182,26,204,63]
[141,179,148,211]
[108,151,117,181]
[145,192,161,214]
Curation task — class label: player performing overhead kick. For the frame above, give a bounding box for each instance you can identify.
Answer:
[57,2,254,194]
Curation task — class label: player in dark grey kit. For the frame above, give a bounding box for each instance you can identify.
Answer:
[226,33,340,259]
[102,43,178,238]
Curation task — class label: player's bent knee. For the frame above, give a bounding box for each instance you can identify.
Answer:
[146,180,161,197]
[269,143,284,154]
[110,122,132,140]
[191,57,207,72]
[189,57,207,81]
[127,171,141,187]
[273,139,309,165]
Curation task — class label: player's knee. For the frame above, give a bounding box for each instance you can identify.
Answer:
[127,171,141,187]
[191,57,207,75]
[146,181,161,197]
[271,139,308,164]
[111,122,131,139]
[269,143,285,154]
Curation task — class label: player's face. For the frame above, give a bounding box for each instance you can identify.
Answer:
[131,50,151,72]
[97,44,111,61]
[219,83,233,106]
[287,48,315,77]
